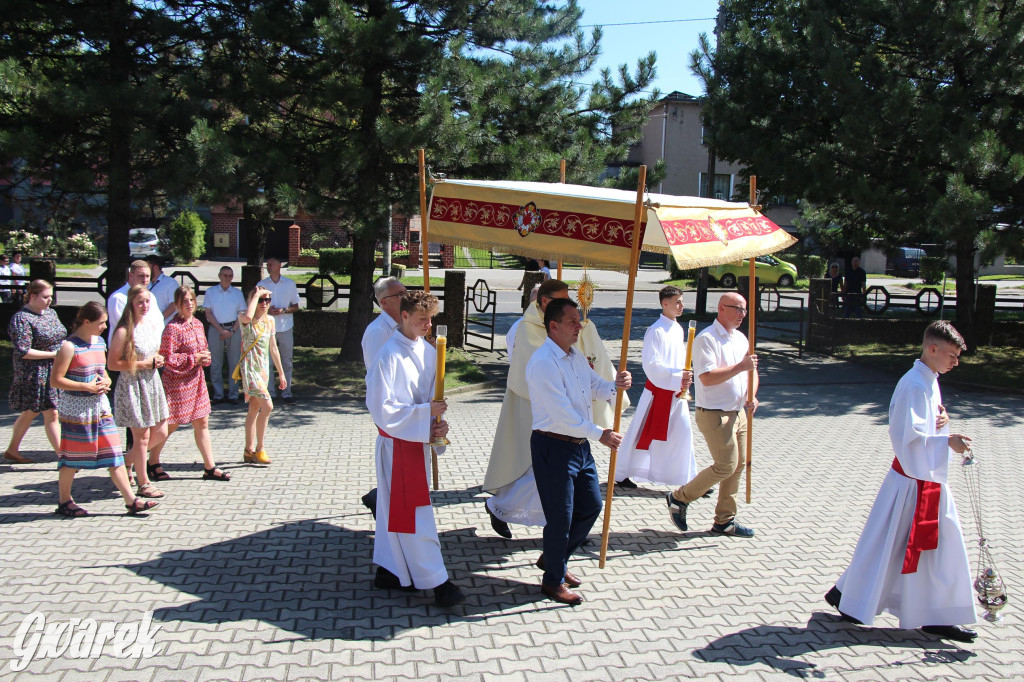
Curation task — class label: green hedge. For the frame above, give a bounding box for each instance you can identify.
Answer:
[795,254,826,280]
[920,256,948,284]
[318,247,353,275]
[168,210,207,264]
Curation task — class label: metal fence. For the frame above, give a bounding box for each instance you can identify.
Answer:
[755,285,805,357]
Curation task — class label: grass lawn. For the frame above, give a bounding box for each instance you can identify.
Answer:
[834,342,1024,391]
[979,274,1024,281]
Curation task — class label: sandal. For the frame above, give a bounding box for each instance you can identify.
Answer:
[137,482,165,498]
[203,467,232,481]
[3,450,33,464]
[125,498,159,515]
[146,462,172,481]
[55,501,89,517]
[243,449,257,464]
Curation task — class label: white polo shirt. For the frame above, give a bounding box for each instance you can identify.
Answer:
[149,273,178,320]
[107,285,165,343]
[526,337,616,441]
[693,318,750,412]
[203,284,247,327]
[361,311,400,369]
[258,275,300,333]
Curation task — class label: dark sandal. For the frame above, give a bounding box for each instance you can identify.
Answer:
[55,501,89,517]
[203,467,231,481]
[137,482,165,498]
[125,498,159,515]
[147,462,172,481]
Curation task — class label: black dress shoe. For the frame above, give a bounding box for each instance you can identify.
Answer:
[702,487,715,499]
[824,586,863,624]
[666,492,689,531]
[361,488,378,519]
[921,625,978,643]
[617,478,638,489]
[374,566,417,592]
[433,580,465,607]
[485,500,513,539]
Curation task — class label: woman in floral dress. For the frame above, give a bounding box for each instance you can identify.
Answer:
[148,286,230,481]
[109,285,169,498]
[237,286,285,465]
[50,301,158,516]
[5,280,66,463]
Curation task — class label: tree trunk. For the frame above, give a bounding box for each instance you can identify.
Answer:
[953,236,977,352]
[341,232,378,361]
[104,5,132,296]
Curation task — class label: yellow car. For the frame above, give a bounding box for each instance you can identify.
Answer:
[709,255,798,288]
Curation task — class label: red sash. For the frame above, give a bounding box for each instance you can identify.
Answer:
[378,427,431,534]
[636,379,675,450]
[891,457,942,574]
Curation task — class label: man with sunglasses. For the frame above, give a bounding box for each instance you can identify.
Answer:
[359,276,407,518]
[666,292,759,538]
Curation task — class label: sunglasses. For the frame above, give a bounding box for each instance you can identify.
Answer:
[258,297,272,303]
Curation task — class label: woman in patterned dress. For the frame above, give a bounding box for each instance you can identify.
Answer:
[148,286,230,481]
[109,285,169,498]
[238,286,285,465]
[5,280,66,463]
[49,302,159,516]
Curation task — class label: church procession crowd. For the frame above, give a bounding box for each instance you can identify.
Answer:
[6,264,981,644]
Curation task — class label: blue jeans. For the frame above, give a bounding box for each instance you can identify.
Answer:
[530,431,602,588]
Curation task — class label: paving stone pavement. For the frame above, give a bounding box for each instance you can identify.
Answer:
[1,341,1022,681]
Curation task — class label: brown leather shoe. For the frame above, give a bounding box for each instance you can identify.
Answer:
[541,582,583,606]
[535,555,582,587]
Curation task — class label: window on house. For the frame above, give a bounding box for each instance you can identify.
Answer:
[698,173,733,200]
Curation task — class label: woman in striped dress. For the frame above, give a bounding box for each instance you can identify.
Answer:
[147,286,230,481]
[49,302,159,516]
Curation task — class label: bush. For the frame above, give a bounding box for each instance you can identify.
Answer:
[390,250,409,260]
[4,230,42,257]
[66,233,99,262]
[669,257,701,281]
[920,256,948,284]
[390,263,407,279]
[794,254,826,280]
[318,247,354,275]
[299,248,318,258]
[167,210,207,264]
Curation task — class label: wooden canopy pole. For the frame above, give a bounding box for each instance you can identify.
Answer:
[599,165,647,568]
[419,149,431,295]
[745,176,757,504]
[557,159,566,280]
[418,148,439,490]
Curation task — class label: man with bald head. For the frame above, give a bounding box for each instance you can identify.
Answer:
[666,292,759,537]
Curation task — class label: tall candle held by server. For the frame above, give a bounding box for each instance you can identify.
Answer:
[684,320,697,370]
[434,325,447,401]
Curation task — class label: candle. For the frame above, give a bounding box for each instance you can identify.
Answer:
[684,320,697,370]
[434,325,447,401]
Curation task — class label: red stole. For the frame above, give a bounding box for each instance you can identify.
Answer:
[378,427,431,534]
[891,457,942,574]
[636,379,675,450]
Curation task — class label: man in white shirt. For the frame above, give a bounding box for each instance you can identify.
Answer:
[146,256,178,320]
[365,290,463,607]
[0,254,11,303]
[614,285,696,489]
[10,252,26,304]
[360,276,407,518]
[258,257,300,402]
[203,266,247,404]
[526,297,631,605]
[107,260,164,344]
[666,291,758,538]
[825,321,977,644]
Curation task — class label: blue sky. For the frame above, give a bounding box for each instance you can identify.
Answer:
[577,0,720,98]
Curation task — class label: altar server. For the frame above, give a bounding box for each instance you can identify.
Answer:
[614,286,695,488]
[365,291,464,607]
[825,320,977,643]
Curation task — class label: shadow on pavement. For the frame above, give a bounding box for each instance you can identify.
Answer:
[693,611,976,678]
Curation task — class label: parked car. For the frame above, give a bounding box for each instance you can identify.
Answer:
[889,247,926,275]
[129,228,160,258]
[709,254,798,288]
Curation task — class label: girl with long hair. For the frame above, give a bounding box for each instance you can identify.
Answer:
[50,301,158,516]
[238,286,286,465]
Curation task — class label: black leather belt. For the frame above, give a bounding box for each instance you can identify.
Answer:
[216,321,237,328]
[696,407,738,414]
[534,430,586,445]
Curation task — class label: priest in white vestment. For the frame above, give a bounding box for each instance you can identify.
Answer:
[614,286,696,487]
[365,290,463,607]
[483,279,625,538]
[826,321,977,643]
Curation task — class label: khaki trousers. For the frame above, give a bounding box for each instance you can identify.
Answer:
[672,408,747,525]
